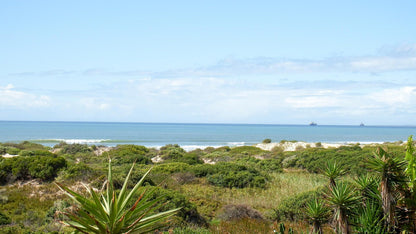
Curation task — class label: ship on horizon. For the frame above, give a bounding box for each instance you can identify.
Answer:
[309,122,317,126]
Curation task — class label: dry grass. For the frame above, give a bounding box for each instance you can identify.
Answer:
[179,171,327,217]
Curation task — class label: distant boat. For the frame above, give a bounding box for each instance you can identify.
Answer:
[360,123,365,126]
[309,122,317,126]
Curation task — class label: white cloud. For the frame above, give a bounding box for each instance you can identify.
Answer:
[9,44,416,80]
[369,86,416,106]
[0,84,50,108]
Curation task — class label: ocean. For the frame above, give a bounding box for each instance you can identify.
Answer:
[0,121,415,150]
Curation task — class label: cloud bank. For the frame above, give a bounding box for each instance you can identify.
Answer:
[3,44,416,124]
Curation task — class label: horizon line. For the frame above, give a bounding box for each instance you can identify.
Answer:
[0,120,415,128]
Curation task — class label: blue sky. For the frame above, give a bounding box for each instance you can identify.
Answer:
[1,1,416,125]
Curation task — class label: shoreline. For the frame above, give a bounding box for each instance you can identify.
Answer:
[1,140,404,158]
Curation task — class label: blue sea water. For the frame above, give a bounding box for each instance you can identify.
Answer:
[0,121,415,150]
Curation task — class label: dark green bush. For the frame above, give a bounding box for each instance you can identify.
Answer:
[5,147,20,155]
[163,151,204,165]
[262,139,272,144]
[0,211,11,225]
[190,164,217,177]
[290,146,375,175]
[206,162,267,188]
[160,144,187,160]
[18,150,55,157]
[272,189,322,222]
[60,162,97,181]
[257,158,283,173]
[3,141,46,151]
[58,143,92,155]
[229,146,267,156]
[152,162,191,174]
[108,145,150,165]
[0,156,67,184]
[0,146,6,155]
[218,204,264,221]
[207,171,266,188]
[147,186,207,226]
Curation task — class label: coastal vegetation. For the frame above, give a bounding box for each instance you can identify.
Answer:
[0,138,414,233]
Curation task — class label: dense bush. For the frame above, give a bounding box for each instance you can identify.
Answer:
[262,138,272,144]
[190,164,217,177]
[218,204,263,221]
[159,144,204,165]
[0,146,6,155]
[272,189,322,222]
[3,141,47,151]
[59,162,97,181]
[0,156,67,183]
[152,162,190,174]
[0,211,11,225]
[229,146,268,156]
[203,151,232,162]
[58,143,92,155]
[5,147,20,155]
[146,186,207,226]
[108,145,151,165]
[111,166,154,189]
[207,170,266,188]
[257,158,284,173]
[179,152,204,165]
[18,150,55,157]
[206,162,267,188]
[289,146,374,175]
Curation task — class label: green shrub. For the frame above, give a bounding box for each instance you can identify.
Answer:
[59,162,97,181]
[59,143,92,155]
[163,151,204,165]
[229,146,267,156]
[4,141,47,151]
[0,146,7,155]
[0,225,23,233]
[190,164,217,177]
[147,186,207,226]
[152,162,191,174]
[206,162,267,188]
[5,147,20,155]
[19,150,55,157]
[290,146,375,175]
[112,168,155,189]
[0,211,11,225]
[27,156,67,181]
[203,151,232,161]
[217,204,264,221]
[257,158,283,173]
[108,145,151,165]
[0,156,67,184]
[18,150,34,156]
[272,189,322,222]
[262,139,272,144]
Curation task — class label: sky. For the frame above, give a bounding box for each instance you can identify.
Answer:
[1,1,416,125]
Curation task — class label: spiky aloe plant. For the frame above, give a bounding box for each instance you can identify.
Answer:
[367,147,406,231]
[321,161,345,189]
[325,182,360,234]
[403,135,416,232]
[354,201,386,234]
[56,160,180,233]
[305,198,330,234]
[354,174,381,204]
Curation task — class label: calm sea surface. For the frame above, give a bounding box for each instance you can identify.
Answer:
[0,121,415,150]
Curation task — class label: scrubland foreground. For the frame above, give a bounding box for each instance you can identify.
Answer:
[0,138,414,233]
